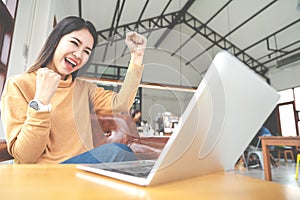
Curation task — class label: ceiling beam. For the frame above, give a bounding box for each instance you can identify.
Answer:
[171,0,233,56]
[95,10,272,81]
[109,0,121,38]
[224,0,278,39]
[112,0,126,37]
[121,0,150,56]
[153,0,195,48]
[145,0,172,38]
[78,0,82,17]
[102,0,126,62]
[183,12,269,80]
[238,18,300,55]
[191,0,278,64]
[96,11,180,41]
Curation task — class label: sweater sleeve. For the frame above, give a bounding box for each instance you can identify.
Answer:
[112,61,144,112]
[92,61,144,114]
[1,76,51,163]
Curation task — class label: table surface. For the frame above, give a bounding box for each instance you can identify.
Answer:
[0,164,300,200]
[260,136,300,145]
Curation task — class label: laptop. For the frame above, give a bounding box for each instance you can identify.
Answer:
[77,50,280,186]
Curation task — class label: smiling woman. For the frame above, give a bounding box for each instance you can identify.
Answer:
[1,16,147,164]
[48,29,94,80]
[27,16,98,81]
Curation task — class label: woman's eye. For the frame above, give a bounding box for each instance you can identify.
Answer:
[71,41,79,46]
[84,50,91,55]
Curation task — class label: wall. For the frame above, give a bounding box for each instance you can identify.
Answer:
[7,0,55,76]
[51,0,78,22]
[268,61,300,91]
[141,88,194,123]
[6,0,35,76]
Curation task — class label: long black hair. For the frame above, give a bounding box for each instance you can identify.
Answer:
[27,16,98,80]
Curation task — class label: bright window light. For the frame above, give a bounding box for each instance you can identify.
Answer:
[294,87,300,111]
[278,104,297,136]
[277,89,294,104]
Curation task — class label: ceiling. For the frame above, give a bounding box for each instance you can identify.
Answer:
[78,0,300,85]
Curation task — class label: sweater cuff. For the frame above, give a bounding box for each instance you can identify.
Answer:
[27,105,51,119]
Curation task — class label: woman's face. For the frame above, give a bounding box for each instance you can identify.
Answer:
[48,28,94,80]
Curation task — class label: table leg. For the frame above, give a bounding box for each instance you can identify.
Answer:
[261,140,272,181]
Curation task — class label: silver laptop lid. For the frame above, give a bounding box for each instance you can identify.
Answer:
[147,50,279,185]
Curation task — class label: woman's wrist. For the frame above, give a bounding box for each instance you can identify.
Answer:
[130,55,144,66]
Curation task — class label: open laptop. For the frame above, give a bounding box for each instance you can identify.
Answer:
[77,51,280,186]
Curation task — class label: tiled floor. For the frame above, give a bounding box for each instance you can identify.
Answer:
[233,159,300,189]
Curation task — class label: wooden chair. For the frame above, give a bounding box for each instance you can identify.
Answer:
[277,146,295,163]
[0,113,169,162]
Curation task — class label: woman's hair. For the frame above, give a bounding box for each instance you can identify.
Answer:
[27,16,98,80]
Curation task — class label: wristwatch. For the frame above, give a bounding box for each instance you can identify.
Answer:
[29,100,52,112]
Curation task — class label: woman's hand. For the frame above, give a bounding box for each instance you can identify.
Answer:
[34,68,61,105]
[125,31,147,66]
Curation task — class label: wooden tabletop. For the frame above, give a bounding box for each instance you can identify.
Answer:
[0,164,300,199]
[259,136,300,146]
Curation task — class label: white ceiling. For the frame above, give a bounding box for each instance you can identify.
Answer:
[79,0,300,84]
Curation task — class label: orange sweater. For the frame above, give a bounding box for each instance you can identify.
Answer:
[1,62,143,164]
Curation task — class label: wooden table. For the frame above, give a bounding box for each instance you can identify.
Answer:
[1,164,300,199]
[260,136,300,181]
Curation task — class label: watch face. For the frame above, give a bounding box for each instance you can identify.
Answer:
[29,101,39,111]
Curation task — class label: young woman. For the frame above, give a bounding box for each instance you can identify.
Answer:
[1,16,147,164]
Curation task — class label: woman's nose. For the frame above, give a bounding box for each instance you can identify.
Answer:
[72,50,82,60]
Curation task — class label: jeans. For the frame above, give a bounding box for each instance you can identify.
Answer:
[61,143,137,164]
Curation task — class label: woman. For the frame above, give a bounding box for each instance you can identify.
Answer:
[1,16,147,164]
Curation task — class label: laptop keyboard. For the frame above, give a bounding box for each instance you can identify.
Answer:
[91,160,155,178]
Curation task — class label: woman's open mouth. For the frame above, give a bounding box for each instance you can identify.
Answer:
[65,57,78,71]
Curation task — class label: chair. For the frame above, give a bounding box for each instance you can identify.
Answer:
[296,154,300,180]
[277,146,295,162]
[246,135,280,169]
[0,139,13,162]
[0,113,169,162]
[91,113,169,159]
[246,138,265,169]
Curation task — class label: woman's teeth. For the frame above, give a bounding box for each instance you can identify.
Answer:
[65,58,77,68]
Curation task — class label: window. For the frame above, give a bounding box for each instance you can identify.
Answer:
[277,87,300,136]
[294,87,300,111]
[0,0,18,96]
[1,33,11,65]
[278,104,297,136]
[278,89,294,104]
